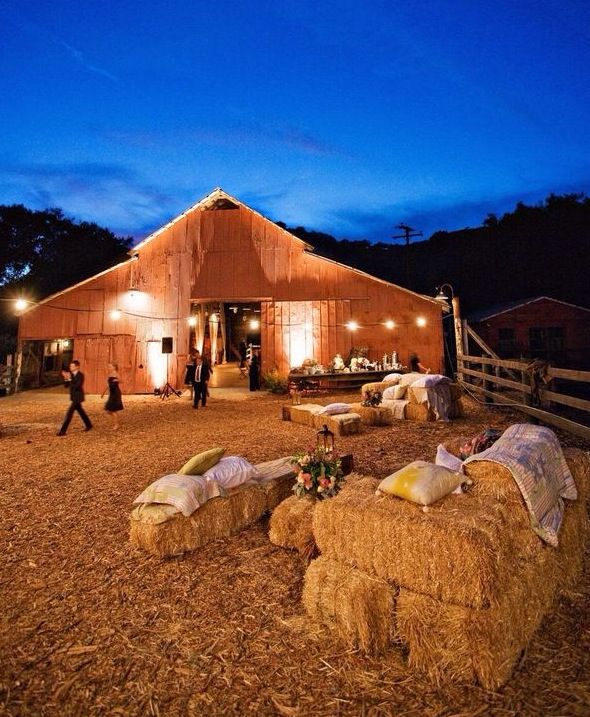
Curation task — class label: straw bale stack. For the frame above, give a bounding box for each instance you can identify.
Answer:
[304,449,589,688]
[313,474,536,608]
[395,469,589,689]
[312,412,361,436]
[303,555,396,654]
[262,473,296,511]
[360,381,390,396]
[269,495,316,557]
[289,403,326,427]
[349,403,394,426]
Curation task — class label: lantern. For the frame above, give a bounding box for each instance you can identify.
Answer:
[317,423,335,454]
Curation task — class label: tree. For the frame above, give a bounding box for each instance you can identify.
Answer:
[0,205,132,354]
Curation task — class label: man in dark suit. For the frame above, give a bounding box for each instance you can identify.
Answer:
[57,360,93,435]
[192,351,211,408]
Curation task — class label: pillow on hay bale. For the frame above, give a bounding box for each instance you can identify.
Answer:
[203,456,259,489]
[383,373,403,383]
[133,474,225,517]
[178,447,225,475]
[383,384,407,400]
[377,461,464,506]
[318,402,352,415]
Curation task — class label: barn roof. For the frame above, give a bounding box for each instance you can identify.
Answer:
[468,296,590,322]
[24,187,442,311]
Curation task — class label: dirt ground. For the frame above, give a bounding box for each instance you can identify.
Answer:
[1,387,589,717]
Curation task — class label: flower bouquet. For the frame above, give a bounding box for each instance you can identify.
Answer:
[291,447,344,499]
[362,388,383,407]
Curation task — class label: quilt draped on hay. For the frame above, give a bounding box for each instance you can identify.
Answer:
[464,424,577,546]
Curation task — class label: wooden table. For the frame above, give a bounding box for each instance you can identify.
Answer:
[288,369,397,392]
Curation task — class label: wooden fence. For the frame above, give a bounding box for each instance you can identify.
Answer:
[458,354,590,440]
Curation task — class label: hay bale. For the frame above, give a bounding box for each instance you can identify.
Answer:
[349,403,394,426]
[395,480,589,689]
[313,474,539,608]
[404,402,433,421]
[312,412,361,436]
[130,483,267,557]
[263,473,296,511]
[359,381,391,397]
[303,555,396,654]
[269,495,316,557]
[290,404,325,427]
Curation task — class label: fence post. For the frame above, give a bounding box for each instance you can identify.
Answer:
[482,356,494,403]
[452,296,464,383]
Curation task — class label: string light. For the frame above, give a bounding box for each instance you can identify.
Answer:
[14,298,28,312]
[187,316,197,327]
[346,320,359,331]
[384,319,395,329]
[416,316,427,327]
[110,309,122,321]
[249,319,260,330]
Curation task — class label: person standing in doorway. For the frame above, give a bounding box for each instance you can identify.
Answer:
[249,347,261,391]
[101,362,124,430]
[192,351,211,408]
[57,360,93,435]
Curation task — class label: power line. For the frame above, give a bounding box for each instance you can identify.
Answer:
[392,223,422,287]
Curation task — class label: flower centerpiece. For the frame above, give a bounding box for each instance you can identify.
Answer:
[361,387,383,407]
[291,447,344,499]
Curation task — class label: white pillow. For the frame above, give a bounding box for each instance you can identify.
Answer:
[318,402,351,415]
[435,444,464,473]
[382,373,402,384]
[203,456,259,489]
[383,384,407,400]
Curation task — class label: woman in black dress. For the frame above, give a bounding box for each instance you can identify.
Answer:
[101,362,124,429]
[184,351,197,400]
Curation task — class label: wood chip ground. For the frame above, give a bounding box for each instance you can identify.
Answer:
[1,388,589,716]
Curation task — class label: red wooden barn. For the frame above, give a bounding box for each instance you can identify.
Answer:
[17,188,444,393]
[468,296,590,368]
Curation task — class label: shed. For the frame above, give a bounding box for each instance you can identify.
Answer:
[468,296,590,368]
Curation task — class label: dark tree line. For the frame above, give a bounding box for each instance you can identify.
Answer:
[1,193,588,356]
[0,205,132,353]
[280,193,590,315]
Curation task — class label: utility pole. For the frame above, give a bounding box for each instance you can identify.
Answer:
[392,223,422,288]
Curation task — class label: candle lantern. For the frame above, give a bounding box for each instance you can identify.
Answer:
[317,423,335,454]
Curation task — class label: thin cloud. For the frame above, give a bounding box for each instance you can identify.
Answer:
[59,40,119,83]
[2,10,119,83]
[99,121,347,157]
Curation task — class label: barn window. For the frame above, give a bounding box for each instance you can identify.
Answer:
[529,327,565,355]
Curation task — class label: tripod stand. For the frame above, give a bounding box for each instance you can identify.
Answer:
[160,353,182,399]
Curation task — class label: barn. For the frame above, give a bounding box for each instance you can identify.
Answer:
[468,296,590,368]
[17,188,444,394]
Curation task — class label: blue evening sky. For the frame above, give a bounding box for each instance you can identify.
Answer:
[1,1,589,242]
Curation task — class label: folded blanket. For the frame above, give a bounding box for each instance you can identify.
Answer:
[411,384,452,421]
[133,473,226,517]
[464,424,577,546]
[381,398,409,420]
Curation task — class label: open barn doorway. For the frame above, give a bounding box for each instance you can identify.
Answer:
[188,301,261,388]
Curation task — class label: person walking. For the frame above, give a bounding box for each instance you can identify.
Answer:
[101,362,124,430]
[192,351,211,408]
[57,360,93,435]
